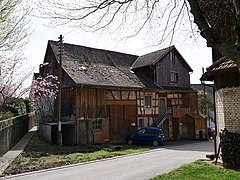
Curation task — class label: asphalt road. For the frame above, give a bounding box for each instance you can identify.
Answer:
[2,141,213,180]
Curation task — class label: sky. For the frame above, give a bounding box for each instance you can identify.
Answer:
[24,15,213,85]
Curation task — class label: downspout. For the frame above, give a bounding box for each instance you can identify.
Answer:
[201,81,217,156]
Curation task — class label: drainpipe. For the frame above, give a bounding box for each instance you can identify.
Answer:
[201,81,217,156]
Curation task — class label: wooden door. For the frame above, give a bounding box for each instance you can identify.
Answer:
[172,118,179,139]
[159,98,166,116]
[123,105,137,138]
[108,104,137,143]
[108,105,124,142]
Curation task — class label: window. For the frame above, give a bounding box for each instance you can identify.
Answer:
[170,72,178,82]
[93,119,102,130]
[145,129,158,134]
[144,95,152,108]
[139,119,144,128]
[167,93,183,107]
[137,128,145,134]
[171,53,176,64]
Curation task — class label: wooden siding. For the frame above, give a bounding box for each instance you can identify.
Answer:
[155,50,190,87]
[61,88,75,119]
[182,92,198,113]
[76,88,107,119]
[215,72,240,90]
[172,108,190,118]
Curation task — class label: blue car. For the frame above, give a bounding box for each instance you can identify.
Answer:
[126,127,165,146]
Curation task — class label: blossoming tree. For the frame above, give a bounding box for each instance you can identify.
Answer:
[30,75,59,122]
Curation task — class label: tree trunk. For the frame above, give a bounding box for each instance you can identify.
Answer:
[187,0,240,71]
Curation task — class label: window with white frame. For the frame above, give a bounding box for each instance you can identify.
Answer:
[93,119,102,130]
[144,95,152,108]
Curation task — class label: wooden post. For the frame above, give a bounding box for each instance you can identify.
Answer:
[57,34,64,146]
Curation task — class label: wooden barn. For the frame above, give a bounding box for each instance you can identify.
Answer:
[37,41,206,145]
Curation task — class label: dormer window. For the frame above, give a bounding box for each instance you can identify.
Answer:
[170,71,178,82]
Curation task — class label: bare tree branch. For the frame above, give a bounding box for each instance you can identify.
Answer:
[187,0,240,70]
[36,0,240,69]
[0,0,31,51]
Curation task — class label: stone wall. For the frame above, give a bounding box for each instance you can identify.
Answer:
[0,113,34,156]
[216,86,240,134]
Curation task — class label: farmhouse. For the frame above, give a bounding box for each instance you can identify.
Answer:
[37,40,205,145]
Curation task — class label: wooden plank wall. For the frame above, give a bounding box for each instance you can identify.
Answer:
[155,50,190,87]
[76,88,107,119]
[182,92,198,113]
[61,88,75,119]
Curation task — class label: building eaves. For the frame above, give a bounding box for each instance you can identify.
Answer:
[201,57,238,81]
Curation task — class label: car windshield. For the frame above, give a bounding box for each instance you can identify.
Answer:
[137,129,145,134]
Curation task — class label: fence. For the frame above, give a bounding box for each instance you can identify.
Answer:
[0,113,35,156]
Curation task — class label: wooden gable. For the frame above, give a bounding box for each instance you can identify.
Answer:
[155,48,192,88]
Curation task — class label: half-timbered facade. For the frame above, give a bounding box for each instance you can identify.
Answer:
[37,41,204,145]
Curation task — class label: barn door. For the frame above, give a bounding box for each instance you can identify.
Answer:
[108,104,137,143]
[108,105,123,142]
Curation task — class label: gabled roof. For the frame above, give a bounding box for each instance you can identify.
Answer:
[44,41,193,90]
[201,57,238,81]
[48,40,146,89]
[131,45,193,72]
[131,46,174,69]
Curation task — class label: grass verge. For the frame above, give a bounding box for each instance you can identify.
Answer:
[152,160,240,180]
[4,131,150,175]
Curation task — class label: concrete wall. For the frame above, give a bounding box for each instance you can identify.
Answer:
[0,113,35,156]
[216,86,240,134]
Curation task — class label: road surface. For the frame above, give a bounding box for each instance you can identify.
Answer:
[2,141,213,180]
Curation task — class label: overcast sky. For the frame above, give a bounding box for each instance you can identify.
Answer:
[24,15,212,84]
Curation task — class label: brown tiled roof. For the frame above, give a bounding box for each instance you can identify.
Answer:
[201,57,238,81]
[207,57,237,71]
[49,41,146,89]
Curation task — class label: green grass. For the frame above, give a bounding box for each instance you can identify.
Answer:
[27,132,49,146]
[4,133,150,175]
[152,160,240,180]
[24,145,150,165]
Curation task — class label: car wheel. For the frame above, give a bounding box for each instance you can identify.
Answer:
[160,140,165,146]
[152,140,159,146]
[127,139,133,145]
